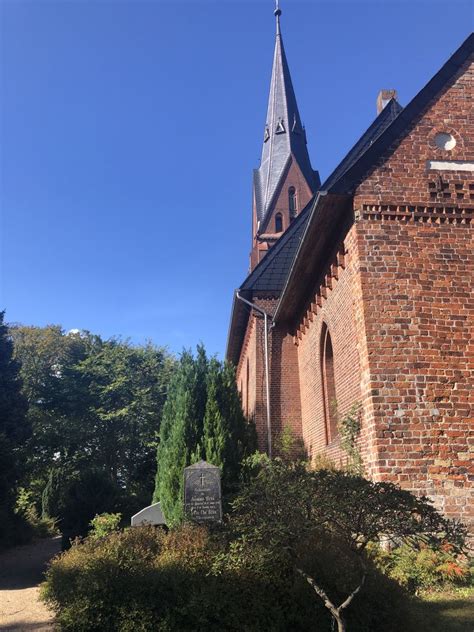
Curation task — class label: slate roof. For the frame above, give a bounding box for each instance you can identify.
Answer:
[274,31,474,321]
[254,13,316,228]
[240,201,312,293]
[228,32,474,361]
[239,97,405,294]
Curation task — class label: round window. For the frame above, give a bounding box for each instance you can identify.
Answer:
[434,132,456,151]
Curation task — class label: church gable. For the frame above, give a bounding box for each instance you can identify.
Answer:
[325,34,473,201]
[355,53,474,207]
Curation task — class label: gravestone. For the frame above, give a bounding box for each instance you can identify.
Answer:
[131,502,166,527]
[184,460,222,524]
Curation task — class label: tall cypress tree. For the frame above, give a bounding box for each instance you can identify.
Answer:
[0,311,29,543]
[153,348,208,525]
[203,361,255,494]
[154,347,255,525]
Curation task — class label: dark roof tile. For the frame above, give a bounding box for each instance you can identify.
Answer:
[240,202,311,293]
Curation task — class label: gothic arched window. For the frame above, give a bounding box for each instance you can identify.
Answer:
[275,213,283,233]
[289,187,297,218]
[320,323,338,443]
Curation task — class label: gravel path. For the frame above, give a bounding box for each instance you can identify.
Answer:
[0,537,61,632]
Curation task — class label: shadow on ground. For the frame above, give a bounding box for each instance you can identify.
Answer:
[410,593,474,632]
[0,538,61,590]
[0,621,54,631]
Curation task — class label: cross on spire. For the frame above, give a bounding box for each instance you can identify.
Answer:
[274,0,282,34]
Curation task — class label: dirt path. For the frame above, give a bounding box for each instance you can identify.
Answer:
[0,537,61,632]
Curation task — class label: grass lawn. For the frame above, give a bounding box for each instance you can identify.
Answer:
[408,587,474,631]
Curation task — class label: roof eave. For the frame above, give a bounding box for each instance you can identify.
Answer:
[274,191,352,324]
[328,32,474,195]
[225,289,252,365]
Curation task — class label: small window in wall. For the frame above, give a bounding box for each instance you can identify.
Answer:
[275,213,283,233]
[320,323,338,443]
[289,187,297,218]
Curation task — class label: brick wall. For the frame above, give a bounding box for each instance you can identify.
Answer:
[296,226,375,468]
[352,55,474,526]
[354,216,473,526]
[235,51,473,530]
[269,325,303,450]
[356,58,474,207]
[236,314,257,421]
[236,297,280,453]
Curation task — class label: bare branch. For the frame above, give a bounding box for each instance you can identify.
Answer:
[295,567,339,618]
[338,568,366,611]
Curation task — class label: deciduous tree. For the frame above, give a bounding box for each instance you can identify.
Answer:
[12,325,174,515]
[229,459,466,632]
[0,311,29,544]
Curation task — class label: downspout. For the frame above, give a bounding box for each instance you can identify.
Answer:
[236,292,274,458]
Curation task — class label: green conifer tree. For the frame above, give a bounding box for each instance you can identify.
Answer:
[0,311,30,544]
[154,347,256,525]
[203,361,255,493]
[153,347,208,525]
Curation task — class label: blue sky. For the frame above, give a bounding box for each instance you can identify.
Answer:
[1,0,472,357]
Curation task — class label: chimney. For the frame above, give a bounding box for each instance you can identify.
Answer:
[376,89,397,114]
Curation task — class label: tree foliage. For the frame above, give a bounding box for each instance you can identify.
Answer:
[203,359,255,492]
[228,458,466,632]
[0,311,30,545]
[11,325,175,528]
[153,347,255,526]
[42,465,119,548]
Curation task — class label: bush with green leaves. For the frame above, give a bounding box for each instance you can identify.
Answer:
[15,487,58,539]
[228,458,466,632]
[371,542,472,593]
[40,462,465,632]
[41,525,322,632]
[89,513,122,540]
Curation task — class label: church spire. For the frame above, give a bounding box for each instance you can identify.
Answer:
[252,2,318,240]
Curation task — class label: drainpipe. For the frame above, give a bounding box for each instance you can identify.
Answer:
[236,292,274,458]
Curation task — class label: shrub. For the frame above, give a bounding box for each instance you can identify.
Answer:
[89,513,122,540]
[41,525,320,632]
[41,463,467,632]
[229,459,466,632]
[42,523,422,632]
[371,542,472,593]
[274,426,307,462]
[15,487,58,539]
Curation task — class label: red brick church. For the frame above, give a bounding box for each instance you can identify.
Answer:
[226,7,473,530]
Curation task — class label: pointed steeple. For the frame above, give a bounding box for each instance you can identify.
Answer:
[253,3,318,231]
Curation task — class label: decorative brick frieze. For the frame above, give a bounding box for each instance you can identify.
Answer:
[358,203,473,224]
[294,244,348,342]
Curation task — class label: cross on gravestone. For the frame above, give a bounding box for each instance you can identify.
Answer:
[184,460,222,524]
